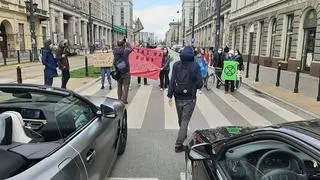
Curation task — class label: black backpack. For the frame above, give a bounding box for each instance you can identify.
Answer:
[115,55,127,74]
[174,62,195,96]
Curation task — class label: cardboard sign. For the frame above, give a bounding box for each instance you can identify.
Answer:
[128,47,163,80]
[223,61,238,81]
[91,53,113,67]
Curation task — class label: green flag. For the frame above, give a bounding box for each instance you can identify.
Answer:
[223,60,238,81]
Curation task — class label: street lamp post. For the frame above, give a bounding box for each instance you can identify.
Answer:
[111,15,114,49]
[88,2,93,53]
[25,0,38,61]
[125,23,128,39]
[182,9,186,46]
[191,0,195,45]
[215,0,221,49]
[177,11,180,45]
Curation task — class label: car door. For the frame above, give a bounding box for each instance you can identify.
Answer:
[55,97,118,180]
[211,131,320,180]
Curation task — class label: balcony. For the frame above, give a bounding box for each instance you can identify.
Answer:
[35,8,49,21]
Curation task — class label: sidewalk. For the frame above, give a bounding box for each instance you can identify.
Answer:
[243,76,320,118]
[246,63,319,99]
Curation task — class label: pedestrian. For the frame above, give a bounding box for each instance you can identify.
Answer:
[42,39,58,86]
[203,48,210,65]
[195,49,206,93]
[101,66,112,90]
[137,77,148,85]
[159,47,170,91]
[55,39,70,89]
[223,45,230,59]
[224,50,236,93]
[234,49,244,89]
[167,46,203,153]
[212,47,225,88]
[113,39,133,104]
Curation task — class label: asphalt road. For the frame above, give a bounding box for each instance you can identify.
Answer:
[76,50,316,180]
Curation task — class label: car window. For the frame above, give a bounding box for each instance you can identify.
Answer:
[218,140,320,180]
[55,96,96,138]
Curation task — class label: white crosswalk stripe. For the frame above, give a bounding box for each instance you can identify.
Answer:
[127,85,153,129]
[196,93,231,128]
[79,81,310,130]
[238,88,304,122]
[211,88,271,126]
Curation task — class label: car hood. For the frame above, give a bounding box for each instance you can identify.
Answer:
[188,126,259,146]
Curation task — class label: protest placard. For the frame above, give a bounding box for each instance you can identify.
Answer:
[223,61,239,81]
[91,53,114,67]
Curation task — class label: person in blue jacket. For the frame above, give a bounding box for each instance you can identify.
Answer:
[42,39,58,86]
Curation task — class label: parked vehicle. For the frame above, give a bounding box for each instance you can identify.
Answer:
[185,120,320,180]
[0,84,127,180]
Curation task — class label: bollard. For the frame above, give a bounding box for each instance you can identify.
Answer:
[255,62,260,82]
[246,57,250,78]
[276,64,281,87]
[3,56,7,65]
[17,66,22,84]
[29,50,32,62]
[17,50,20,64]
[317,73,320,101]
[294,67,300,93]
[85,56,89,77]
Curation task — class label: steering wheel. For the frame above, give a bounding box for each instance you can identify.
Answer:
[254,149,307,180]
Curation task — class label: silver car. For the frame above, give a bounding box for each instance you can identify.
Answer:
[0,84,127,180]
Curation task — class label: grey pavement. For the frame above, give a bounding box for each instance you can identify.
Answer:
[246,62,319,99]
[0,55,92,84]
[74,50,316,180]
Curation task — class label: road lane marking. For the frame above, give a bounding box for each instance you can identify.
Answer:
[164,93,180,130]
[127,85,152,129]
[238,88,304,122]
[197,93,231,128]
[212,88,271,126]
[107,86,118,99]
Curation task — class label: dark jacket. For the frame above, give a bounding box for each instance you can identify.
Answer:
[42,41,57,78]
[212,52,224,68]
[113,42,133,74]
[235,55,244,70]
[167,47,203,100]
[55,40,70,71]
[161,53,170,72]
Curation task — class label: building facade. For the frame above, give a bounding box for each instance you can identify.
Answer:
[228,0,320,76]
[183,0,199,45]
[0,0,50,59]
[184,0,231,48]
[167,22,182,46]
[114,0,134,42]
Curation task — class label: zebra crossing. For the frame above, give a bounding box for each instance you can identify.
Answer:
[78,78,312,131]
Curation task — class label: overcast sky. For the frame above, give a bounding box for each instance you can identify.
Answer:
[133,0,182,40]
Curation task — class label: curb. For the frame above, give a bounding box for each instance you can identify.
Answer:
[74,77,102,93]
[243,81,320,119]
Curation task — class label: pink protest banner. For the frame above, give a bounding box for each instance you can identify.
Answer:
[129,47,163,80]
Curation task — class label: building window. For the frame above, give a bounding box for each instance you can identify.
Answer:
[42,27,47,46]
[271,19,277,57]
[285,14,294,61]
[121,7,124,26]
[18,23,25,51]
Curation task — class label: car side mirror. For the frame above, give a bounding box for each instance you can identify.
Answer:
[188,143,214,161]
[100,104,117,118]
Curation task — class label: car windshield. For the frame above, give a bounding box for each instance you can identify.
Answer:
[0,88,95,143]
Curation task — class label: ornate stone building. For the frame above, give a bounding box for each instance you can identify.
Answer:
[229,0,320,76]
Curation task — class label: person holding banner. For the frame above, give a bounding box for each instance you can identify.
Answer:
[159,47,170,91]
[223,50,238,93]
[113,39,133,104]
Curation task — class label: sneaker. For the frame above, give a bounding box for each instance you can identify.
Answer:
[109,85,112,90]
[175,144,187,153]
[165,88,168,91]
[160,88,163,91]
[101,86,104,90]
[198,90,202,94]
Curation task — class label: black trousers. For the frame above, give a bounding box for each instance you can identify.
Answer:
[225,80,235,92]
[137,77,147,85]
[159,70,169,88]
[61,71,70,89]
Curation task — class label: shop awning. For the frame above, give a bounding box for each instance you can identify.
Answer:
[113,25,125,34]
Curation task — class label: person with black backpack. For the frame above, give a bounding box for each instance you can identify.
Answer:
[113,39,133,104]
[167,46,203,153]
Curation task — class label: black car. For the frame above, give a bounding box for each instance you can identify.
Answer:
[0,84,127,180]
[185,120,320,180]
